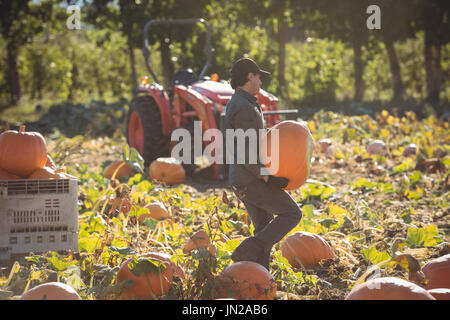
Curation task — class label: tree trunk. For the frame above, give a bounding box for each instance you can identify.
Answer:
[6,42,21,105]
[68,51,78,101]
[159,35,174,88]
[276,18,288,99]
[32,52,44,100]
[127,38,138,97]
[352,42,365,101]
[424,30,442,115]
[384,37,404,102]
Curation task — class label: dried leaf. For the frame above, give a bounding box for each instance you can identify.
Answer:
[391,254,426,287]
[222,191,229,205]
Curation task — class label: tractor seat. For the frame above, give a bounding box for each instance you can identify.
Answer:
[172,69,198,86]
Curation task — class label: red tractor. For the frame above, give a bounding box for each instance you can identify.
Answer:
[126,18,298,181]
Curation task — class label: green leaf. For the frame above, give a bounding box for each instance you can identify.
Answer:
[352,178,376,190]
[135,180,153,193]
[128,257,167,277]
[408,171,422,185]
[218,239,240,254]
[79,234,102,253]
[109,246,136,256]
[301,204,315,219]
[399,211,412,224]
[406,224,442,248]
[47,253,78,271]
[143,218,159,230]
[376,182,394,193]
[123,145,144,174]
[321,186,336,199]
[361,246,391,265]
[127,173,143,186]
[328,203,348,217]
[393,158,415,173]
[319,218,338,229]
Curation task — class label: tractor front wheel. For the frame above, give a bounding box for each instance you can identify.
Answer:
[126,95,170,167]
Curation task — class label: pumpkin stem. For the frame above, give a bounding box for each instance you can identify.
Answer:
[19,125,26,133]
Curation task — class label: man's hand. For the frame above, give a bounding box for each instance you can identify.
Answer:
[265,175,289,189]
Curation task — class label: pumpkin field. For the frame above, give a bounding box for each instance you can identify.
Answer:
[0,107,449,301]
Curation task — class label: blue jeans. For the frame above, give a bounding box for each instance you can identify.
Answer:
[231,178,302,269]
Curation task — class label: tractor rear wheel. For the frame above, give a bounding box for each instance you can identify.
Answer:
[126,95,170,167]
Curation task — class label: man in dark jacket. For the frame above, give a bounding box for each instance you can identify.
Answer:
[224,57,302,271]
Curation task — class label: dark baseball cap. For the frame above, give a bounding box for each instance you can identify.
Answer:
[231,57,271,79]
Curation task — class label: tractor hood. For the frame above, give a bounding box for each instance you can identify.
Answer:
[191,80,278,107]
[192,80,234,104]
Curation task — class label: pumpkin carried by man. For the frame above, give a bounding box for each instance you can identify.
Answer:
[260,120,313,190]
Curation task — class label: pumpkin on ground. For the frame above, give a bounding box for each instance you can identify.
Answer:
[103,160,134,180]
[116,252,175,299]
[138,201,169,223]
[112,196,132,214]
[149,157,185,186]
[20,282,81,300]
[0,125,47,177]
[421,254,450,290]
[345,277,435,300]
[427,288,450,300]
[183,230,210,254]
[260,120,314,190]
[280,231,336,268]
[367,140,386,155]
[215,261,276,300]
[403,144,417,157]
[316,138,332,153]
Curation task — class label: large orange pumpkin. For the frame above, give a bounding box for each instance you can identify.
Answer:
[0,125,47,177]
[280,231,336,268]
[149,157,185,186]
[20,282,82,300]
[116,252,175,299]
[260,120,313,190]
[216,261,276,300]
[103,160,134,180]
[345,277,435,300]
[421,254,450,290]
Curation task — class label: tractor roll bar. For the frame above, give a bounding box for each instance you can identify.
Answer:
[142,18,212,85]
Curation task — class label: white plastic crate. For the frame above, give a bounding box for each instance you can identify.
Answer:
[0,179,79,261]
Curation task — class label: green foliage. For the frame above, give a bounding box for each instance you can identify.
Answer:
[128,256,167,277]
[24,99,129,137]
[286,38,343,103]
[361,246,391,265]
[405,224,442,248]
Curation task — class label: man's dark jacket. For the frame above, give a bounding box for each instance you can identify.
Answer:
[224,88,267,187]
